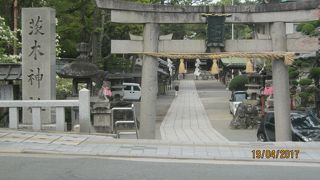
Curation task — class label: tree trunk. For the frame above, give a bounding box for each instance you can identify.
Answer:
[91,7,100,64]
[13,0,18,55]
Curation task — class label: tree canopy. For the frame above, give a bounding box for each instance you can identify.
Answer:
[0,0,275,67]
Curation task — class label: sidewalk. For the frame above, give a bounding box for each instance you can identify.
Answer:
[1,129,320,163]
[160,80,228,143]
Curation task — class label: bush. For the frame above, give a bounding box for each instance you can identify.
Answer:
[299,92,314,107]
[299,78,313,86]
[290,80,298,86]
[301,24,315,35]
[228,75,249,91]
[309,68,320,78]
[289,70,299,79]
[296,20,319,36]
[0,16,20,63]
[56,76,72,99]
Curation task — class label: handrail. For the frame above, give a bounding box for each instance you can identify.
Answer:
[0,89,91,133]
[0,100,79,107]
[111,104,139,139]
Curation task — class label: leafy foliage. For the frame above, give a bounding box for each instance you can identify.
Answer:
[0,16,20,63]
[289,70,299,79]
[102,55,132,73]
[228,75,249,91]
[309,68,320,79]
[291,80,298,86]
[299,78,313,86]
[56,76,72,99]
[296,20,320,36]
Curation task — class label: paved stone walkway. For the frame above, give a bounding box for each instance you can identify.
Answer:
[160,80,228,143]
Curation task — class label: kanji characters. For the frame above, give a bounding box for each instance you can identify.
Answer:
[27,68,43,88]
[28,40,44,60]
[29,16,44,35]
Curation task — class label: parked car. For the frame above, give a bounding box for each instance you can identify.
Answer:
[229,91,248,116]
[257,111,320,142]
[123,83,141,101]
[306,107,319,120]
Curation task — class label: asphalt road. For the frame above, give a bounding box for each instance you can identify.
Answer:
[0,154,319,180]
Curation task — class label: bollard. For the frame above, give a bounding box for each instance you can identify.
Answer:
[56,107,65,132]
[9,107,18,129]
[79,88,91,133]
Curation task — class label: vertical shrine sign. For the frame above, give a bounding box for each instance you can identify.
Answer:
[22,8,56,124]
[206,15,226,48]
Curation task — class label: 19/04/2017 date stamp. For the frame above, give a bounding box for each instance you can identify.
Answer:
[252,150,300,159]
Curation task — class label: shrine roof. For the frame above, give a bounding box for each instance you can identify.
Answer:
[0,64,22,81]
[57,61,100,78]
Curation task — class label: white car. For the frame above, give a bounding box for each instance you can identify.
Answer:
[123,83,141,101]
[229,91,248,116]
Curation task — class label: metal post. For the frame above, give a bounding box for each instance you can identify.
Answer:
[140,23,160,139]
[79,88,91,133]
[271,22,291,141]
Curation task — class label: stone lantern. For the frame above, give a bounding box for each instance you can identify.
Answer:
[57,42,99,96]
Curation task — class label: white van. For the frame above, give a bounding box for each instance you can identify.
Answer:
[123,83,141,101]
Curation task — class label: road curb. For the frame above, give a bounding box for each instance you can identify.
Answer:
[1,147,319,164]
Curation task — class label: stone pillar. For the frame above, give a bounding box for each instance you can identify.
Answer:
[22,8,56,124]
[271,22,291,141]
[140,23,160,139]
[79,88,91,133]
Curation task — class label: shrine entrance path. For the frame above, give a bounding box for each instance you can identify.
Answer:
[160,79,228,143]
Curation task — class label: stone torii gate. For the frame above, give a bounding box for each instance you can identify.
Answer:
[95,0,320,140]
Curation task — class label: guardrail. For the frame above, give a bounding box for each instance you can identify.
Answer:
[0,89,91,133]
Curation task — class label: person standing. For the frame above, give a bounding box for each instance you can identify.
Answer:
[174,85,179,96]
[99,81,112,101]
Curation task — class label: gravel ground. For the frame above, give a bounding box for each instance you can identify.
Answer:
[195,79,257,142]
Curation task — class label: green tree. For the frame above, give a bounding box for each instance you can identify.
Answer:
[298,78,314,107]
[256,0,281,3]
[296,20,320,36]
[216,0,241,6]
[228,75,249,91]
[0,16,20,63]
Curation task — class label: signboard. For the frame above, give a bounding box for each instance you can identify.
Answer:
[22,8,56,124]
[207,16,226,48]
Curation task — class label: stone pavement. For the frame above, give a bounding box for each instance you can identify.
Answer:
[160,80,228,143]
[0,129,320,163]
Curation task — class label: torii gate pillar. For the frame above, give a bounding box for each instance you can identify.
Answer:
[271,22,291,141]
[140,23,160,139]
